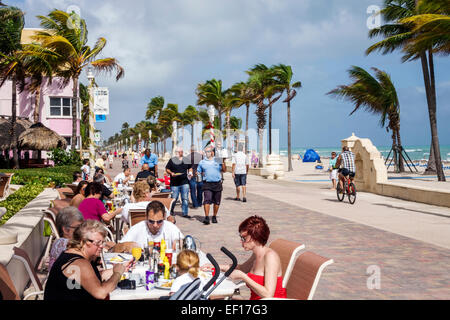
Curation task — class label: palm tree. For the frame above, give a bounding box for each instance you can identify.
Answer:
[401,0,450,56]
[229,81,254,154]
[246,64,283,167]
[327,66,404,172]
[0,5,26,168]
[79,82,90,148]
[196,79,226,131]
[182,105,199,146]
[366,0,445,180]
[35,9,124,150]
[272,64,302,172]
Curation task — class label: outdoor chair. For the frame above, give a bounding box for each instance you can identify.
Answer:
[50,199,70,214]
[56,187,74,200]
[149,197,175,214]
[0,172,14,199]
[37,210,61,272]
[0,263,20,300]
[65,183,78,194]
[283,251,334,300]
[12,247,46,300]
[268,238,305,288]
[150,192,171,199]
[129,209,146,227]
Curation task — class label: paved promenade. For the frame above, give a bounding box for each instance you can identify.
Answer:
[110,158,450,299]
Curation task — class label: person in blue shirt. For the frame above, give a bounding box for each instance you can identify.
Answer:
[197,146,226,225]
[140,148,158,178]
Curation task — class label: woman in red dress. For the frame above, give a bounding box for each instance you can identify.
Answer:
[219,215,287,300]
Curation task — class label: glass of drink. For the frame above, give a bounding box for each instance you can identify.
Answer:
[165,249,173,266]
[131,247,142,265]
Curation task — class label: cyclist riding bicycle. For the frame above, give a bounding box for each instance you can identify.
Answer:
[334,146,356,192]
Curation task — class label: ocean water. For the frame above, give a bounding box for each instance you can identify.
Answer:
[279,145,450,161]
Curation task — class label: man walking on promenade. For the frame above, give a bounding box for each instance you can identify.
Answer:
[140,148,158,178]
[187,145,204,209]
[197,146,226,225]
[232,143,249,202]
[166,147,193,219]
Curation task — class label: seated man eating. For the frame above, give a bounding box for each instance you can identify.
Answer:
[119,200,183,248]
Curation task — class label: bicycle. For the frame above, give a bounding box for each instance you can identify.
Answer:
[336,175,356,204]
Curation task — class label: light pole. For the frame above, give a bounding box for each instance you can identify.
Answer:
[138,133,141,155]
[172,121,177,156]
[207,105,215,149]
[148,129,152,150]
[87,66,96,179]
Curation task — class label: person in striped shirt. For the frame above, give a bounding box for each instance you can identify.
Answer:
[335,146,356,192]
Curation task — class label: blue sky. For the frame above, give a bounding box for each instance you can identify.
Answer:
[11,0,450,148]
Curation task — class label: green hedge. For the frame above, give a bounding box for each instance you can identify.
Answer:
[2,165,80,188]
[0,183,45,226]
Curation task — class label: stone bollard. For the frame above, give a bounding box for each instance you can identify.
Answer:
[265,154,285,180]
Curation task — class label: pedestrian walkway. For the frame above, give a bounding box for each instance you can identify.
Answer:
[109,157,450,299]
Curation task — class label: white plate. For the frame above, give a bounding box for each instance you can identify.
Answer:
[103,253,133,264]
[155,278,173,290]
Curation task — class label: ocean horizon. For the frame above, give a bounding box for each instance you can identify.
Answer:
[278,145,450,161]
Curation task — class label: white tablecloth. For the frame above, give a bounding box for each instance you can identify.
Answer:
[109,251,238,300]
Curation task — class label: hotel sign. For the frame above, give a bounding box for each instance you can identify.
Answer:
[93,87,109,115]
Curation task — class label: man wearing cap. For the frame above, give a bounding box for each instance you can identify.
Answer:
[140,148,158,177]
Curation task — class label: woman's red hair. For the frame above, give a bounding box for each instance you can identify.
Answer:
[239,215,270,245]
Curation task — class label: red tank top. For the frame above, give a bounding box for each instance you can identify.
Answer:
[247,273,287,300]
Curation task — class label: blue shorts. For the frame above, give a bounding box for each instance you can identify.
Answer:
[234,174,247,187]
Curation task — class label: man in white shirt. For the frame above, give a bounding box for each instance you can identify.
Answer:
[120,201,183,248]
[231,144,249,202]
[114,166,131,185]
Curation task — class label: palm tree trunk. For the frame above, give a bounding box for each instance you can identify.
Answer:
[245,103,249,154]
[71,77,79,150]
[191,124,194,146]
[268,106,272,155]
[396,128,404,172]
[419,52,437,174]
[11,77,19,168]
[425,144,436,174]
[427,50,445,181]
[392,131,398,173]
[287,97,293,172]
[33,85,41,123]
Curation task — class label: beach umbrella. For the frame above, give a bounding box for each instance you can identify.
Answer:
[0,117,32,150]
[18,122,67,151]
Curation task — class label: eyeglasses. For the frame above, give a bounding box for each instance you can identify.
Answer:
[86,239,106,247]
[67,224,82,230]
[147,219,164,225]
[239,233,250,243]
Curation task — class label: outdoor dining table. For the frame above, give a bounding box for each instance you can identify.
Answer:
[109,251,240,300]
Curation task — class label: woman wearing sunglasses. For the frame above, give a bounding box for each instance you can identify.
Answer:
[219,215,287,300]
[45,220,133,300]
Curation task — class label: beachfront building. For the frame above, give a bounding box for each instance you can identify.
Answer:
[0,28,81,154]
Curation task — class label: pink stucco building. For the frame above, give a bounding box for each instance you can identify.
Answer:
[0,28,81,151]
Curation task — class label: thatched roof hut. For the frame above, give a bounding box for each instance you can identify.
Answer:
[18,122,67,151]
[0,116,32,150]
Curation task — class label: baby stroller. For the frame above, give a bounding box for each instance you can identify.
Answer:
[169,247,238,300]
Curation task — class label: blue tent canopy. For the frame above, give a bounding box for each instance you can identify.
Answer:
[302,149,321,163]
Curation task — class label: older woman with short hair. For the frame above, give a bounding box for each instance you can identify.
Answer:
[44,220,132,300]
[48,207,84,270]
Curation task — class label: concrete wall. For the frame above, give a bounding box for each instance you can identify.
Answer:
[0,188,58,297]
[341,134,450,208]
